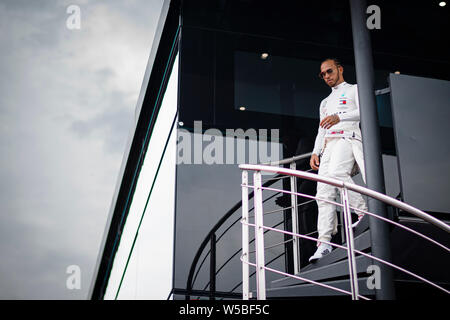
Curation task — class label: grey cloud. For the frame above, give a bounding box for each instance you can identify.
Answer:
[67,85,134,151]
[69,97,133,154]
[0,0,164,299]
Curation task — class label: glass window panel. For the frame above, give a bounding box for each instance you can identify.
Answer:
[115,124,177,299]
[174,137,285,295]
[104,54,178,299]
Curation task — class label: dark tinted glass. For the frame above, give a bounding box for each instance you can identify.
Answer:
[173,0,421,297]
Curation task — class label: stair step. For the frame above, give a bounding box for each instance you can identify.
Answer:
[300,230,371,273]
[265,277,375,298]
[271,254,372,288]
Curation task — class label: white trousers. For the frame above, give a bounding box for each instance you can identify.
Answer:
[316,138,367,243]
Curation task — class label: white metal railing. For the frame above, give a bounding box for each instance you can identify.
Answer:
[263,152,312,275]
[240,163,450,300]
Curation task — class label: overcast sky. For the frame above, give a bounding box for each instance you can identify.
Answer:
[0,0,164,299]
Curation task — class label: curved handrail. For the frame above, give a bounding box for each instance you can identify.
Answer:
[200,219,286,293]
[254,184,450,253]
[186,153,314,297]
[262,152,312,166]
[240,164,450,299]
[242,256,371,300]
[190,192,280,289]
[227,228,321,295]
[200,197,318,295]
[185,173,284,297]
[240,164,450,233]
[249,222,449,295]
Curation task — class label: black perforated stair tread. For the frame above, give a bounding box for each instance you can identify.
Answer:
[271,254,373,288]
[299,229,371,273]
[265,277,376,298]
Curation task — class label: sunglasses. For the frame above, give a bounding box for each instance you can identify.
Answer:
[318,67,336,79]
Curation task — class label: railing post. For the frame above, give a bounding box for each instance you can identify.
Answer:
[289,162,300,275]
[241,170,250,300]
[341,187,359,300]
[253,171,266,300]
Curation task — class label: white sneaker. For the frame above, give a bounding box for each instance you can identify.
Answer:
[309,243,333,263]
[352,214,364,228]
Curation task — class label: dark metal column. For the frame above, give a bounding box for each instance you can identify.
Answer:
[349,0,396,299]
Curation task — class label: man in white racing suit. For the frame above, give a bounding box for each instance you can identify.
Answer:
[308,58,367,263]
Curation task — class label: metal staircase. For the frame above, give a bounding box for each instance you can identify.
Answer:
[266,219,373,298]
[185,153,450,300]
[240,162,450,300]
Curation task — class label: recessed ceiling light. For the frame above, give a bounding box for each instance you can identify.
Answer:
[439,1,446,7]
[261,53,269,60]
[239,106,246,111]
[178,121,184,126]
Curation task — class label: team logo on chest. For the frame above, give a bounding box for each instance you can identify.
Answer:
[338,93,347,106]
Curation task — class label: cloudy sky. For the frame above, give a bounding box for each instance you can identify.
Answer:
[0,0,164,299]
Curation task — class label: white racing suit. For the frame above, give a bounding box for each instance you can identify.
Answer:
[312,82,367,244]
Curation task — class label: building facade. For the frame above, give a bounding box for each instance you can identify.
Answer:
[90,0,450,300]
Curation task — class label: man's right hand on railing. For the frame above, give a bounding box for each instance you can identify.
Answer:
[310,153,320,171]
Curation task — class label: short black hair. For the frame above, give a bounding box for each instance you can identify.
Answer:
[320,57,341,67]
